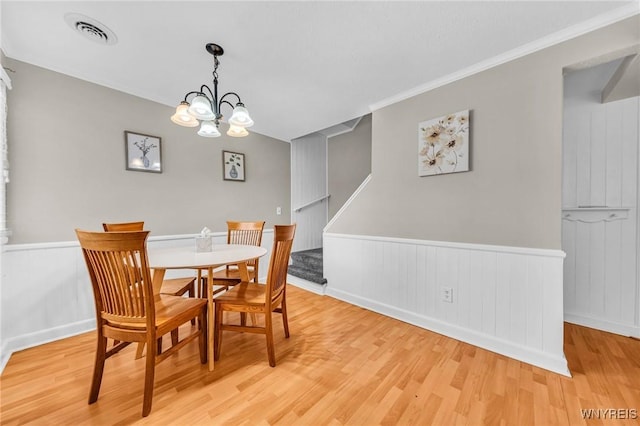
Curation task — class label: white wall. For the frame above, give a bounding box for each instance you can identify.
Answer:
[562,62,639,337]
[291,133,327,251]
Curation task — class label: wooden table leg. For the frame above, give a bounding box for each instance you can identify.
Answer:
[207,267,214,371]
[238,262,249,281]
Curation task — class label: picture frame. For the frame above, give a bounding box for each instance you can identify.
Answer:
[222,151,245,181]
[125,131,162,173]
[418,109,470,177]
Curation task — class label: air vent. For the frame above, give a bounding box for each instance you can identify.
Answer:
[64,13,117,45]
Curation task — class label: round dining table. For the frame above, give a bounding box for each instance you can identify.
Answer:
[147,244,267,371]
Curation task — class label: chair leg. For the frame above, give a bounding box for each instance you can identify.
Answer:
[214,303,223,361]
[265,311,276,367]
[142,335,157,417]
[240,312,247,327]
[135,342,145,359]
[171,328,179,346]
[88,335,107,404]
[157,337,163,354]
[199,305,207,364]
[189,282,196,326]
[281,296,290,338]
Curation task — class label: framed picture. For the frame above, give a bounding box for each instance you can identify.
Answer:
[125,131,162,173]
[222,151,245,181]
[418,109,470,176]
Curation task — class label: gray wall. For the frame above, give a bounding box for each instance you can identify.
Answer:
[328,15,640,250]
[5,57,290,243]
[327,114,371,218]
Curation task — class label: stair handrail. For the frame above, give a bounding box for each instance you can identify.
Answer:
[293,194,330,213]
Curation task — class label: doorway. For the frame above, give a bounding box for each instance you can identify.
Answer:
[562,56,640,337]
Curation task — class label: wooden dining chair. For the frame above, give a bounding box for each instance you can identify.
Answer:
[200,220,265,296]
[214,224,295,367]
[76,229,207,417]
[103,222,197,302]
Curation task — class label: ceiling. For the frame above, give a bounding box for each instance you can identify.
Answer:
[1,1,638,142]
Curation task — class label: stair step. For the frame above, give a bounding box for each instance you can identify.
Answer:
[288,264,327,285]
[291,248,323,270]
[289,248,327,285]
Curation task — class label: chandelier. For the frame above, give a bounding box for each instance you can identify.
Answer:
[171,43,253,138]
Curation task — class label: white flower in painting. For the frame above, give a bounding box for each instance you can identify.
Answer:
[422,149,444,173]
[442,134,464,154]
[457,114,468,125]
[422,124,445,146]
[445,114,457,125]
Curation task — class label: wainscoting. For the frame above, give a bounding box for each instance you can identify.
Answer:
[323,232,569,376]
[0,231,274,373]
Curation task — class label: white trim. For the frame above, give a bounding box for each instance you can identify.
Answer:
[3,230,274,252]
[369,5,640,112]
[0,342,10,374]
[326,287,570,376]
[287,274,327,295]
[324,231,566,259]
[0,319,95,375]
[324,174,372,232]
[322,116,364,139]
[0,68,11,90]
[565,313,640,339]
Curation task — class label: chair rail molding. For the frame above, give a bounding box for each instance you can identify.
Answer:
[323,232,570,376]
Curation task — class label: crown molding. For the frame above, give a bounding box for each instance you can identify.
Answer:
[369,4,640,112]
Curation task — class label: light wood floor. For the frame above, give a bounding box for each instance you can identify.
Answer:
[1,285,639,425]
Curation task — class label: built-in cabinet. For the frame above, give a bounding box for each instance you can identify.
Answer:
[562,63,639,337]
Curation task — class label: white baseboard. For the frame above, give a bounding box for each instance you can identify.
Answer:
[287,274,327,295]
[326,287,571,377]
[564,313,640,338]
[0,319,95,375]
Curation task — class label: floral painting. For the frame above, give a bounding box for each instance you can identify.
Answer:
[418,110,469,176]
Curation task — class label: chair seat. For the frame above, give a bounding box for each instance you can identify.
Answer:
[107,295,206,334]
[160,277,195,296]
[215,282,267,305]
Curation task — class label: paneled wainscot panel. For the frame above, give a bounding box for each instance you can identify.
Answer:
[324,233,569,376]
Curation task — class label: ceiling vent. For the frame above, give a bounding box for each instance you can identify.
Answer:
[64,13,117,45]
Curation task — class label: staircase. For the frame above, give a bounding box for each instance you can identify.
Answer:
[288,248,327,287]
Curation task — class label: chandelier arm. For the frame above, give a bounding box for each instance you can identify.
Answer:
[182,90,203,102]
[198,84,220,117]
[219,92,242,106]
[219,100,236,113]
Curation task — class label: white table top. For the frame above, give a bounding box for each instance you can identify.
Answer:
[148,244,267,270]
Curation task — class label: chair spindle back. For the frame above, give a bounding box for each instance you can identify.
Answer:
[226,221,265,269]
[77,230,154,326]
[265,224,296,307]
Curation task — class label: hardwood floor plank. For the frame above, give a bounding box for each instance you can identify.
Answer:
[2,286,640,424]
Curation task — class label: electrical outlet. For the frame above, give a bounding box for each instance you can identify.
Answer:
[276,206,282,215]
[441,286,453,303]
